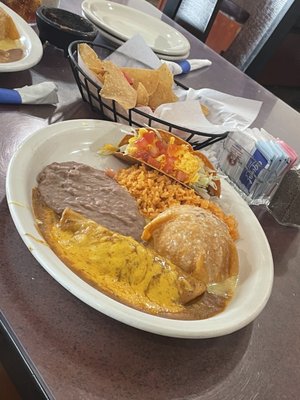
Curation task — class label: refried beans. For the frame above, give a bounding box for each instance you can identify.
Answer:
[36,161,145,241]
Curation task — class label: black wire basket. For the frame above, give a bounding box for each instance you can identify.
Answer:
[68,40,228,150]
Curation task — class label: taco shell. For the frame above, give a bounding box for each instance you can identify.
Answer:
[115,128,220,197]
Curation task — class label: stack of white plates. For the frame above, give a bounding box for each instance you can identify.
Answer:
[81,0,191,61]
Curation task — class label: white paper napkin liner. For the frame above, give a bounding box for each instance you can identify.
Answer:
[106,34,161,69]
[193,88,263,131]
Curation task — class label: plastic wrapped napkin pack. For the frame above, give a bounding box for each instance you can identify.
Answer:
[209,128,298,207]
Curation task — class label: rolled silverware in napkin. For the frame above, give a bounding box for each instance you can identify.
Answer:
[161,59,212,75]
[0,82,58,105]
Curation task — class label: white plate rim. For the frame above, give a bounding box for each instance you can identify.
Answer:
[6,119,274,339]
[81,0,190,56]
[83,16,191,61]
[0,2,43,72]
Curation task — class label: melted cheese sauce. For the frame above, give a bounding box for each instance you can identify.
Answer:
[0,38,20,50]
[32,163,239,321]
[32,200,206,316]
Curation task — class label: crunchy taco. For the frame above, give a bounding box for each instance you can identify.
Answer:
[111,127,220,197]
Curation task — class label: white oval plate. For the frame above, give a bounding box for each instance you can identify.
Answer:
[0,2,43,72]
[6,119,274,338]
[81,0,190,56]
[84,17,190,61]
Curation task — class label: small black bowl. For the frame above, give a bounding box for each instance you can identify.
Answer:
[36,6,98,54]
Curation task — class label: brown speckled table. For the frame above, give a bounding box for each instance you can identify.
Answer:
[1,1,300,399]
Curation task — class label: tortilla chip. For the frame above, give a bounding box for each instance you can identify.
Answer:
[136,82,149,106]
[148,63,178,110]
[157,63,174,86]
[78,44,178,111]
[0,8,20,40]
[78,43,105,78]
[148,82,178,110]
[100,60,137,110]
[121,67,160,96]
[201,104,209,116]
